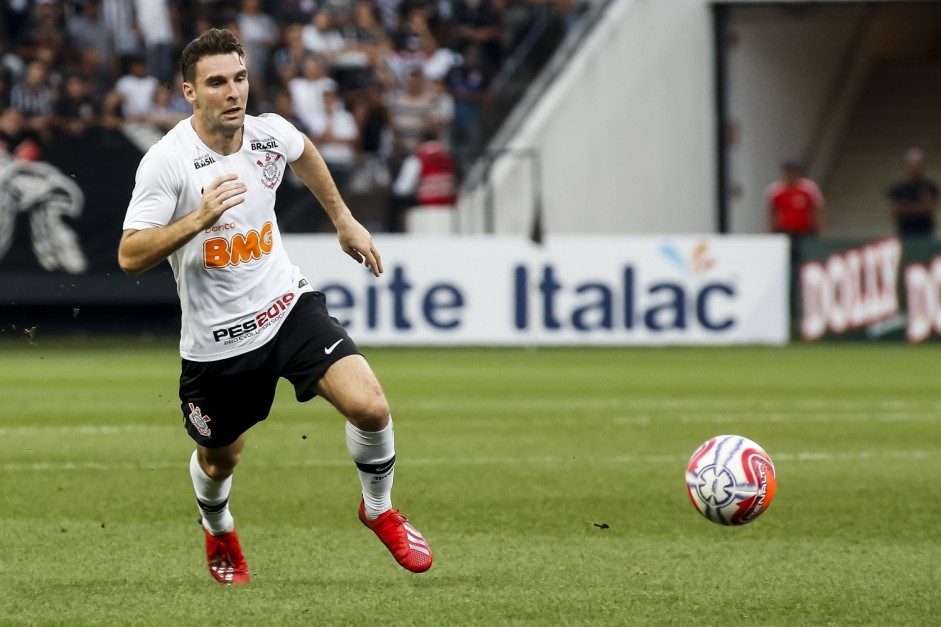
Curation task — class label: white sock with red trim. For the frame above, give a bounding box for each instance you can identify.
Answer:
[346,418,395,520]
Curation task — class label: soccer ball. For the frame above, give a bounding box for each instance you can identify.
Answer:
[685,434,777,526]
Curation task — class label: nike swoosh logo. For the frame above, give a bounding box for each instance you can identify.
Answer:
[324,339,344,355]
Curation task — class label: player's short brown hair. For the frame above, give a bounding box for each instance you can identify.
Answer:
[180,29,244,83]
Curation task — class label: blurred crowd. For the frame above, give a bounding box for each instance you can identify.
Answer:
[0,0,583,229]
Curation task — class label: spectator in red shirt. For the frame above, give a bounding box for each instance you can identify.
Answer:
[766,159,825,236]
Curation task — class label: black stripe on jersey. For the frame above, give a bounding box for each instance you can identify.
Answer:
[355,456,396,476]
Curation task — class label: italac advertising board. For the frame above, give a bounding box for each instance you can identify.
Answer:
[283,235,789,346]
[799,237,941,343]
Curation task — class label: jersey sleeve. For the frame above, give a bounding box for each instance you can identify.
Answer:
[257,112,305,162]
[802,179,824,206]
[123,145,181,230]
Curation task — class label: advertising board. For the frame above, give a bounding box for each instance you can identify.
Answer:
[285,235,789,345]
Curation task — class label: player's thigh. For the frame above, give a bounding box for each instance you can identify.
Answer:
[198,433,247,479]
[315,354,390,429]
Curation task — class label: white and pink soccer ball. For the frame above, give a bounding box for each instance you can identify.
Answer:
[685,435,777,526]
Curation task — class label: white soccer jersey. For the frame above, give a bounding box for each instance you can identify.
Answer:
[123,113,313,361]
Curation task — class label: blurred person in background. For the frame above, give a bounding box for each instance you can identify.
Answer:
[1,0,33,52]
[322,0,356,31]
[270,0,318,25]
[165,73,191,114]
[427,75,453,144]
[270,22,307,89]
[389,128,456,231]
[307,79,359,191]
[53,74,99,136]
[65,0,114,76]
[74,47,115,103]
[348,79,392,198]
[288,52,332,133]
[447,42,489,176]
[766,159,824,321]
[386,66,437,168]
[111,55,158,121]
[21,0,65,63]
[342,0,391,69]
[0,73,8,110]
[0,106,41,159]
[452,0,502,73]
[302,7,347,63]
[385,3,438,85]
[9,60,54,137]
[101,0,142,69]
[888,147,939,238]
[236,0,278,104]
[766,159,824,237]
[133,0,178,85]
[145,84,188,131]
[271,86,306,130]
[0,37,25,91]
[373,0,401,33]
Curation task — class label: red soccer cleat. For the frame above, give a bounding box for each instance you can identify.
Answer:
[358,500,433,573]
[203,527,251,584]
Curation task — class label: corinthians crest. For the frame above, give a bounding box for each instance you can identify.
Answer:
[187,402,212,437]
[256,152,282,189]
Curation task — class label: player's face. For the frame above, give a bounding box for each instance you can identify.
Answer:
[185,52,249,136]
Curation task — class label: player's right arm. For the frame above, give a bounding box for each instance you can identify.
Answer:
[118,174,246,276]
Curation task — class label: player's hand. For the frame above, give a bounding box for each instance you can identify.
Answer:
[197,174,246,228]
[336,214,383,277]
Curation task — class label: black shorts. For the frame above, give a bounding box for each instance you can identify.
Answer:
[178,291,361,448]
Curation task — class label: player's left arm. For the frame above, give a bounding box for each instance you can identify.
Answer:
[288,135,383,277]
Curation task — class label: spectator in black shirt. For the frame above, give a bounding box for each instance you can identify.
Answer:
[888,147,939,238]
[53,74,99,136]
[452,0,502,73]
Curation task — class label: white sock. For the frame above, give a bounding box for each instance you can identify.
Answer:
[189,450,235,535]
[346,417,395,520]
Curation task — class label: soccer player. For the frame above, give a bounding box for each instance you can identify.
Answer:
[117,29,432,584]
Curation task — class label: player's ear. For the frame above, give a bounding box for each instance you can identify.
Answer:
[182,80,197,104]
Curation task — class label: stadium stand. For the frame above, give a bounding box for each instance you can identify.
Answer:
[0,0,586,232]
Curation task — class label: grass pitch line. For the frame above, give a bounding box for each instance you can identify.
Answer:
[1,449,932,473]
[0,424,174,436]
[400,397,941,413]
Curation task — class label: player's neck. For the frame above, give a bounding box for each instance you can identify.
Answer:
[190,117,243,156]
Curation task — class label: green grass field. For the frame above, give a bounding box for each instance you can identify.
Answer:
[1,338,939,625]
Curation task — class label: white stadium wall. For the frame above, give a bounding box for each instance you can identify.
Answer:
[726,2,941,235]
[726,6,863,234]
[457,0,939,237]
[457,0,718,236]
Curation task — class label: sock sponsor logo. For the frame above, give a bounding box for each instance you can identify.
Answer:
[370,468,393,483]
[187,403,212,437]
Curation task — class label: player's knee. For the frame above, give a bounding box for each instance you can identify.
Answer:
[347,395,390,431]
[203,460,237,481]
[201,450,240,481]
